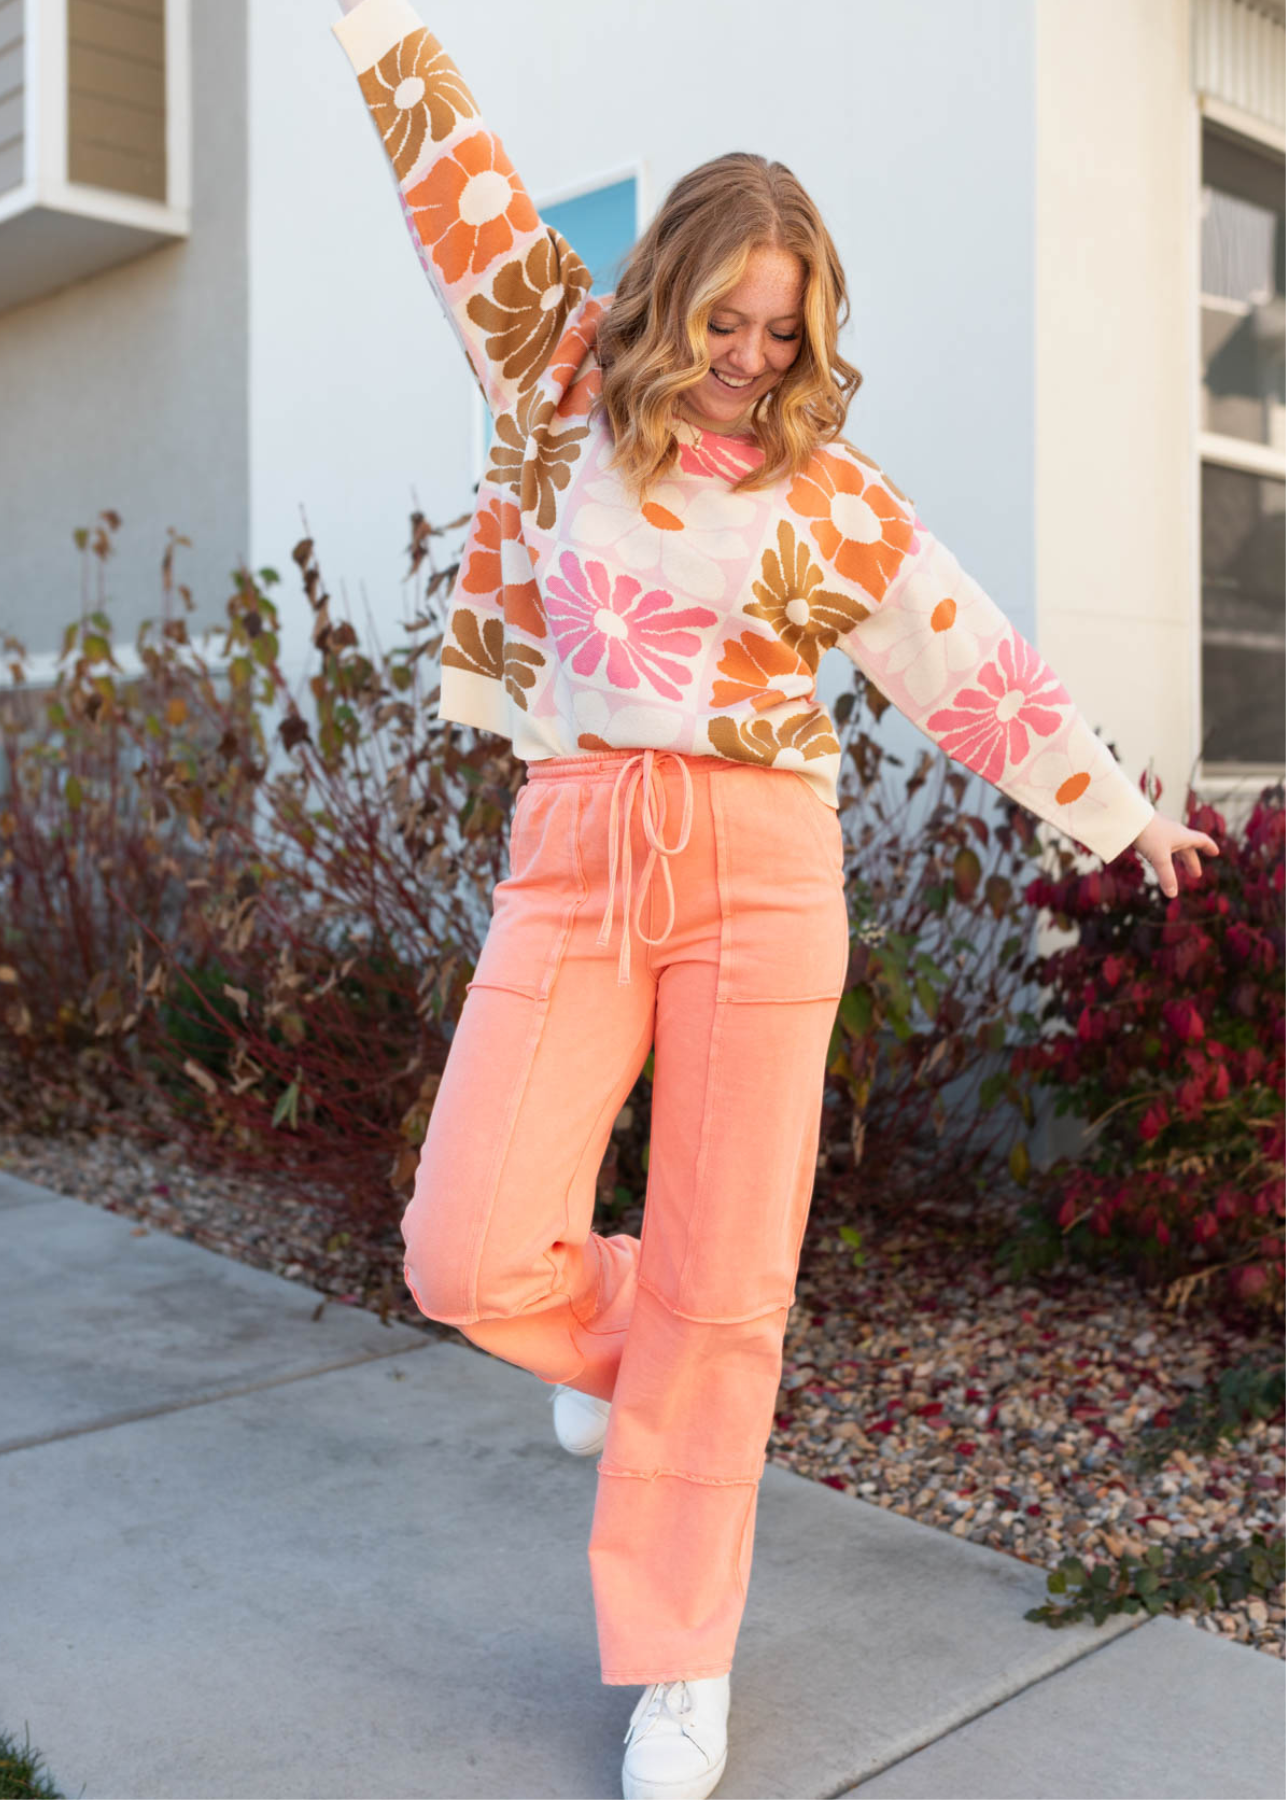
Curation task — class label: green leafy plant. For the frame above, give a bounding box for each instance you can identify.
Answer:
[1132,1353,1286,1474]
[0,506,665,1261]
[1026,1530,1284,1629]
[836,1223,866,1268]
[0,1724,69,1800]
[819,676,1052,1208]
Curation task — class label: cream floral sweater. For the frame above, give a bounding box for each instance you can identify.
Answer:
[331,0,1155,865]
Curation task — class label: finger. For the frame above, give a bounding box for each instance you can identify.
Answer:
[1156,856,1178,898]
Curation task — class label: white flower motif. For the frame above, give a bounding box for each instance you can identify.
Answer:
[571,686,688,749]
[1025,715,1120,839]
[856,538,996,710]
[569,473,760,601]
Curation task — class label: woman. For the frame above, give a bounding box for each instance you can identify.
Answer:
[329,3,1218,1794]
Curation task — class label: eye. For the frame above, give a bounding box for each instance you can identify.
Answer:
[709,323,799,342]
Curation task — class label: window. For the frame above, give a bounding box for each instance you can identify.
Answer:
[474,169,640,476]
[1198,114,1286,773]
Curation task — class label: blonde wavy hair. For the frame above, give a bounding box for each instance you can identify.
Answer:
[591,152,863,507]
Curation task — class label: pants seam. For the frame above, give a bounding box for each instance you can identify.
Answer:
[596,1462,764,1487]
[471,785,591,1322]
[716,990,845,1004]
[635,1270,790,1327]
[733,1483,757,1604]
[603,1662,733,1682]
[559,1011,656,1330]
[456,992,552,1322]
[672,964,727,1308]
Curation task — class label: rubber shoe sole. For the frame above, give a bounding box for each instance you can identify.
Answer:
[621,1743,727,1799]
[550,1382,611,1455]
[621,1675,730,1799]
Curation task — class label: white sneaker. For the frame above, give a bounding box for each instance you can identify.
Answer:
[550,1382,611,1455]
[620,1672,730,1799]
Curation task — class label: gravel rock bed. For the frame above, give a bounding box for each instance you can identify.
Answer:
[3,1121,1281,1661]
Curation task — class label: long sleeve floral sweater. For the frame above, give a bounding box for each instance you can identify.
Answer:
[331,0,1155,866]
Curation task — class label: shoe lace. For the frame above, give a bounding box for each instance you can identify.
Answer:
[624,1678,696,1744]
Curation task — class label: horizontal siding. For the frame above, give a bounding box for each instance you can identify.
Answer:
[67,0,167,202]
[70,0,164,64]
[1194,0,1286,131]
[0,0,21,197]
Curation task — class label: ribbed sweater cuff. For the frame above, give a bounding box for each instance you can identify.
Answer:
[331,0,424,71]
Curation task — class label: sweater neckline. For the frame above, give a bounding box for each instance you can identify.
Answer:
[673,414,760,450]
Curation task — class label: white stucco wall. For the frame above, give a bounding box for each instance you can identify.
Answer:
[0,0,249,677]
[1034,0,1197,817]
[253,0,1037,737]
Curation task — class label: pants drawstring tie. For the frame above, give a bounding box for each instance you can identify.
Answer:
[595,749,694,986]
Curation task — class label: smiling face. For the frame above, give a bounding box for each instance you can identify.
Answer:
[676,244,808,435]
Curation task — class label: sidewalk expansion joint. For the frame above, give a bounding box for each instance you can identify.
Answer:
[820,1613,1152,1799]
[0,1335,436,1457]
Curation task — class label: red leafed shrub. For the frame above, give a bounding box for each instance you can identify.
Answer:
[1011,783,1285,1316]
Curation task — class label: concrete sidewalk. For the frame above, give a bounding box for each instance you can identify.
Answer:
[1,1169,1282,1800]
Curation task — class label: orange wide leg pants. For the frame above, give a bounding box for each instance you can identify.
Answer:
[400,747,850,1684]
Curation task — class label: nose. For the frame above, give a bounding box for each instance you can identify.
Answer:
[722,341,765,377]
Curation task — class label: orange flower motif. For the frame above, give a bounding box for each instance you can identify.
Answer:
[462,496,547,639]
[550,299,608,419]
[406,130,538,285]
[849,445,914,507]
[710,631,810,712]
[788,450,913,599]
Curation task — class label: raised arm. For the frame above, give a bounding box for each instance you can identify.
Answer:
[330,0,594,419]
[797,449,1157,866]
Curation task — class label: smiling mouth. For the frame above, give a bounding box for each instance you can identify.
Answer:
[711,369,755,390]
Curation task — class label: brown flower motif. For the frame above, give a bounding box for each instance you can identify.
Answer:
[465,229,593,398]
[485,386,591,530]
[440,608,544,710]
[356,27,476,180]
[441,608,503,683]
[708,707,840,766]
[503,642,544,710]
[746,519,871,670]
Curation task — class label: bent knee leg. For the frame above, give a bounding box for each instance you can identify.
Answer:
[400,1179,481,1324]
[400,1178,560,1328]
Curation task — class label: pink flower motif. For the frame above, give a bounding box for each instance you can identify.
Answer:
[925,634,1069,783]
[544,550,717,701]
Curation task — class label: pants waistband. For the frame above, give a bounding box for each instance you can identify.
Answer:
[524,747,733,784]
[526,749,703,987]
